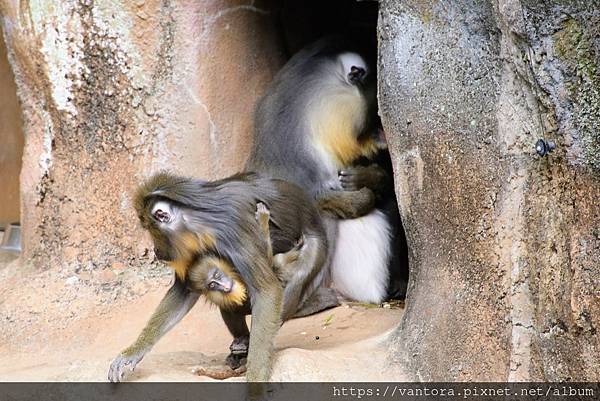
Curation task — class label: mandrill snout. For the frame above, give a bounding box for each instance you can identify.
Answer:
[154,247,172,261]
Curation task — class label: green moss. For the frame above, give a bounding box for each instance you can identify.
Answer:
[554,18,600,170]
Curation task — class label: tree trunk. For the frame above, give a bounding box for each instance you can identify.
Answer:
[380,0,600,380]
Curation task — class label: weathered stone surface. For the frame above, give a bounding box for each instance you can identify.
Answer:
[380,0,600,381]
[2,0,598,381]
[0,28,23,228]
[0,0,283,271]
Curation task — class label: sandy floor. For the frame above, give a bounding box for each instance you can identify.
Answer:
[0,255,406,382]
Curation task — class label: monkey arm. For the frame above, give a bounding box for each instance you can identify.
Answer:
[108,277,199,382]
[316,187,376,219]
[279,234,328,321]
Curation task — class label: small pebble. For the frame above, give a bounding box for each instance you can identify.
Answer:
[65,276,79,286]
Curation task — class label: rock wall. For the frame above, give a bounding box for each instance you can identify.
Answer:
[3,0,598,381]
[0,28,23,229]
[380,0,600,381]
[0,0,283,270]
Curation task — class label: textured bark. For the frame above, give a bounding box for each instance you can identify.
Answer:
[0,0,283,271]
[380,0,600,381]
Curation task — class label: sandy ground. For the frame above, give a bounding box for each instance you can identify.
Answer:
[0,254,406,382]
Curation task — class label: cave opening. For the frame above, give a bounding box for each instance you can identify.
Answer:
[277,0,379,57]
[274,0,411,303]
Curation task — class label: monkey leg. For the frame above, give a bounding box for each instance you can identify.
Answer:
[338,163,389,194]
[279,234,328,321]
[255,202,270,234]
[220,308,250,370]
[255,202,273,263]
[108,277,199,382]
[273,236,304,282]
[316,187,375,219]
[293,287,340,318]
[256,201,303,281]
[273,247,300,271]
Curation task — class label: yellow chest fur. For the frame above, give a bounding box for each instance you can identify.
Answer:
[167,231,216,281]
[310,88,378,167]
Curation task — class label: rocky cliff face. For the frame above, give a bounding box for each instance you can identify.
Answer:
[0,0,283,271]
[379,0,600,381]
[2,0,598,381]
[0,29,23,229]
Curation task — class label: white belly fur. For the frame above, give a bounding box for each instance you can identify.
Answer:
[331,210,392,303]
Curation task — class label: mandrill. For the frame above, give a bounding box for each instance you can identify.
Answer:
[108,171,373,382]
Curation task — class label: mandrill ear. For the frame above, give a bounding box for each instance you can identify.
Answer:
[348,66,366,83]
[151,201,173,223]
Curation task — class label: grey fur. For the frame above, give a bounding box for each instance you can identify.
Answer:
[246,37,406,301]
[109,171,334,383]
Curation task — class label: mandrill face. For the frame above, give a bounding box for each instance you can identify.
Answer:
[206,267,234,293]
[186,257,248,309]
[203,265,248,309]
[134,190,216,280]
[135,198,186,262]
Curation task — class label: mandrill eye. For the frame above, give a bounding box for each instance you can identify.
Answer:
[208,282,217,290]
[153,209,170,223]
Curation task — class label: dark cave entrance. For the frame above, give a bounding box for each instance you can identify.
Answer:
[274,0,411,302]
[277,0,379,57]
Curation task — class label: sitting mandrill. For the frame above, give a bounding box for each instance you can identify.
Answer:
[108,172,372,382]
[247,36,409,303]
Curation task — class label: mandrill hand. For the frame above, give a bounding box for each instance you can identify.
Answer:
[339,163,388,193]
[108,351,144,382]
